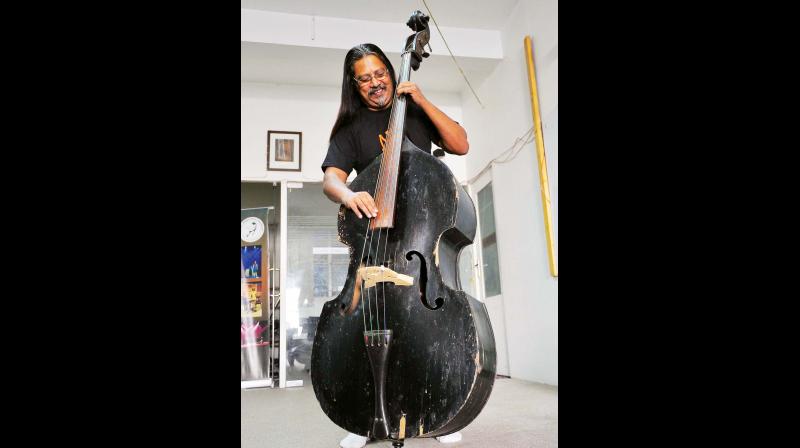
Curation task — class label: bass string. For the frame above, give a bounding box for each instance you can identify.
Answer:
[371,52,408,340]
[380,47,416,336]
[380,219,391,332]
[360,159,387,341]
[360,47,413,343]
[376,50,412,334]
[363,120,394,344]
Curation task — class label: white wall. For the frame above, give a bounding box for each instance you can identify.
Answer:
[241,82,467,183]
[461,0,558,385]
[242,82,339,182]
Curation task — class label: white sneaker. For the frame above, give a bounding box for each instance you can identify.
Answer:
[340,432,368,448]
[435,432,463,443]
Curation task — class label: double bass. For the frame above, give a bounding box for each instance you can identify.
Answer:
[311,11,496,447]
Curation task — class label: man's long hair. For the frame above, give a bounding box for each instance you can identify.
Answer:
[329,43,397,141]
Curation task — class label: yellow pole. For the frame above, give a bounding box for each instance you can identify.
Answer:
[524,36,558,277]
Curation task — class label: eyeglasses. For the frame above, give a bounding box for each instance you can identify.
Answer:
[353,68,389,85]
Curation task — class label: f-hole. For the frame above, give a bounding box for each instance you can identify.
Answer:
[406,251,443,310]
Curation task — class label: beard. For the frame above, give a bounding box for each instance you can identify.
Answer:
[369,83,389,108]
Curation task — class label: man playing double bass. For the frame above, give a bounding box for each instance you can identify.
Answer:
[320,43,469,448]
[321,43,468,217]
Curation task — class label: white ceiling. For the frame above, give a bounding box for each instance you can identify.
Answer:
[240,0,519,30]
[241,42,498,93]
[241,0,515,93]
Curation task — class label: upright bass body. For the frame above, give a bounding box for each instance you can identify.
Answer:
[311,138,496,439]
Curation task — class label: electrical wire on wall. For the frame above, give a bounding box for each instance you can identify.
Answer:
[465,125,535,185]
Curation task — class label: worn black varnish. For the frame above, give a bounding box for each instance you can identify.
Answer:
[311,137,497,440]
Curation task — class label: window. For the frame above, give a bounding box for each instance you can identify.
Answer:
[313,247,349,299]
[477,182,502,297]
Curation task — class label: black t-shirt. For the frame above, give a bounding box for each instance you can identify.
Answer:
[321,101,441,176]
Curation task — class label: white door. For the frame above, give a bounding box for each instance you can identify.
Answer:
[468,170,510,377]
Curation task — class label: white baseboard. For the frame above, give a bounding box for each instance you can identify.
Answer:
[241,379,273,389]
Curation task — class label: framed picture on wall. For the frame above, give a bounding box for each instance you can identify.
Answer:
[267,131,302,171]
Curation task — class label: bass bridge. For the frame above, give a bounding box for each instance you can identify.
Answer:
[358,266,414,289]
